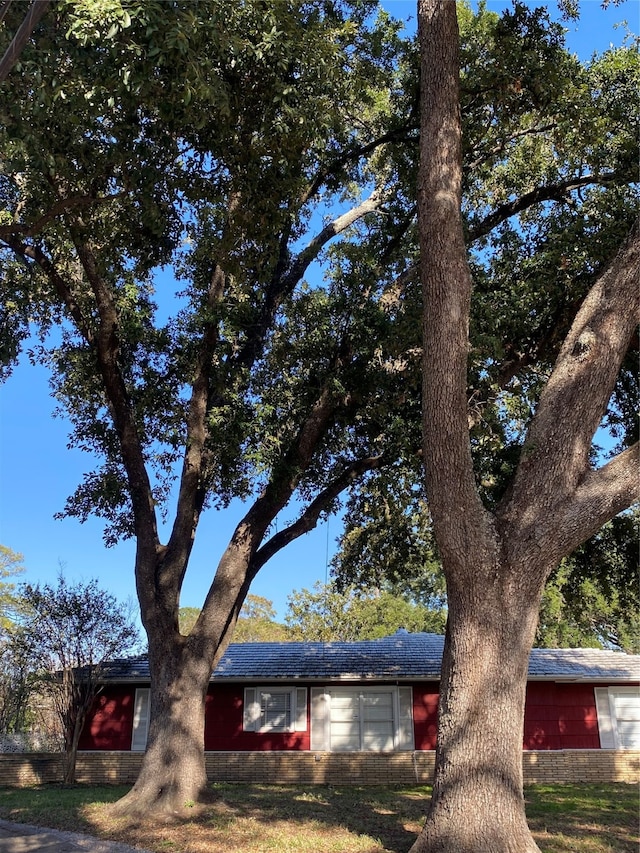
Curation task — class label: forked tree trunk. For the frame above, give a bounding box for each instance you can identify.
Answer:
[410,567,544,853]
[414,0,638,850]
[112,645,212,814]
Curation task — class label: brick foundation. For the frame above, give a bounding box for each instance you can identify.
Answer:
[0,750,637,787]
[0,753,64,786]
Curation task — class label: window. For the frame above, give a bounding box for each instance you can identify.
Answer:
[595,687,640,749]
[131,688,150,751]
[261,690,291,730]
[310,686,414,752]
[243,687,307,733]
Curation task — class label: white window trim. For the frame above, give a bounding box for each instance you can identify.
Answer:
[131,687,150,751]
[595,686,640,749]
[243,686,307,734]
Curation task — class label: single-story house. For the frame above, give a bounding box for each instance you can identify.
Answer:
[79,631,640,756]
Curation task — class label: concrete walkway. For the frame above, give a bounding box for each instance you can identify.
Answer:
[0,819,152,853]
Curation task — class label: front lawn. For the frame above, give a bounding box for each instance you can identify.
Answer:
[0,782,636,852]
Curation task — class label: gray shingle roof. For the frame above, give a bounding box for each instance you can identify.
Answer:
[100,632,640,683]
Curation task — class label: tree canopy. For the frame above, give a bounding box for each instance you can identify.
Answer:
[179,594,287,641]
[328,0,639,654]
[0,0,637,817]
[0,545,32,737]
[537,510,639,653]
[331,474,639,652]
[0,545,25,628]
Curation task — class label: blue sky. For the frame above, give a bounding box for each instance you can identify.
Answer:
[0,1,636,627]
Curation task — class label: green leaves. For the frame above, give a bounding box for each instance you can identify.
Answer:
[537,510,640,652]
[17,574,140,671]
[285,582,445,642]
[64,0,135,45]
[0,546,26,630]
[0,2,636,625]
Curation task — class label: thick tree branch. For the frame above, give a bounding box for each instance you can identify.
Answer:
[467,172,627,241]
[166,265,225,570]
[505,442,640,576]
[466,122,558,171]
[418,0,493,565]
[252,453,386,572]
[170,187,383,607]
[285,187,385,290]
[381,169,631,304]
[194,395,347,660]
[197,340,353,650]
[0,0,50,83]
[0,3,14,29]
[1,236,94,343]
[69,233,160,560]
[558,443,640,551]
[507,219,640,512]
[0,193,125,241]
[234,187,384,374]
[302,124,417,205]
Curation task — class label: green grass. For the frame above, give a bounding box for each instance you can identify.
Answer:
[0,783,637,852]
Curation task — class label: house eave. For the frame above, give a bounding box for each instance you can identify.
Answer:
[96,674,639,686]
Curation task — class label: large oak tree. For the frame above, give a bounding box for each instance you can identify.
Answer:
[0,0,414,813]
[412,2,638,851]
[1,0,637,826]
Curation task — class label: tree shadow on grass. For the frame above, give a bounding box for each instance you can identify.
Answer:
[102,783,428,853]
[525,784,639,853]
[2,783,637,853]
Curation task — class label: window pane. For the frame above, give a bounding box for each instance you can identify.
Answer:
[617,720,640,749]
[362,721,395,751]
[331,721,360,751]
[329,691,359,751]
[613,695,640,721]
[330,694,358,722]
[611,689,640,749]
[328,689,398,752]
[362,692,393,722]
[261,691,291,731]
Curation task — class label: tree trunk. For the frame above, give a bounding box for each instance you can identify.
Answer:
[410,565,544,853]
[63,710,85,785]
[415,1,638,850]
[112,645,211,815]
[63,741,78,785]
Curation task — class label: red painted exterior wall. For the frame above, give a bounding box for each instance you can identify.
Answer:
[79,680,614,752]
[523,682,600,749]
[78,685,137,751]
[412,682,440,750]
[204,686,310,751]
